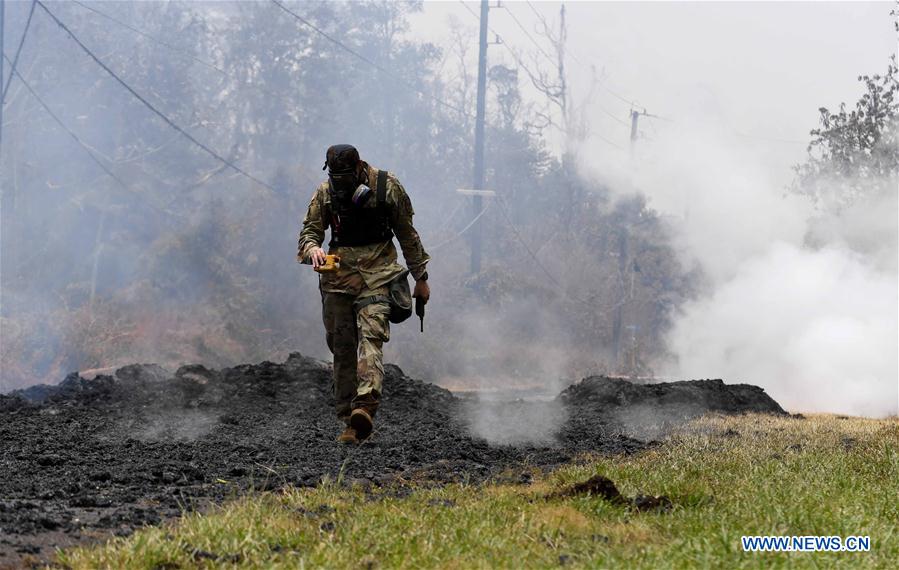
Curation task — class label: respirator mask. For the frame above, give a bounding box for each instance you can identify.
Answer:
[324,144,371,206]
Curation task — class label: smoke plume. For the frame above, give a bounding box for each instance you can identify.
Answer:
[581,124,898,417]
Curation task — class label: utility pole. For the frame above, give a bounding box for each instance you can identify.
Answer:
[629,109,639,157]
[616,109,643,367]
[630,108,666,157]
[1,0,6,324]
[1,0,5,153]
[470,0,489,275]
[615,108,642,365]
[611,228,628,365]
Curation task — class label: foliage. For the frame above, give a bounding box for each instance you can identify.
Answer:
[793,57,899,211]
[0,1,690,388]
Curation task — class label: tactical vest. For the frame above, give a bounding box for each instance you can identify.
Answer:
[328,169,393,248]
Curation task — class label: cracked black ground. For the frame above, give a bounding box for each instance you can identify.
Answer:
[0,353,784,566]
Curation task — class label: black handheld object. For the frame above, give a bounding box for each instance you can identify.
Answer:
[415,297,425,333]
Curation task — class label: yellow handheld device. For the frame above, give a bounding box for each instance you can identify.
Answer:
[313,254,341,273]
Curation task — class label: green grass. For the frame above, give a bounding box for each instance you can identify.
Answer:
[56,414,899,569]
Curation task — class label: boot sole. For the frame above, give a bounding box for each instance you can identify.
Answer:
[350,410,373,440]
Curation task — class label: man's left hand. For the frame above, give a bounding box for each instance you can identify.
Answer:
[413,279,430,304]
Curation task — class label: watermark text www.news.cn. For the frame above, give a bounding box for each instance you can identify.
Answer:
[742,535,871,552]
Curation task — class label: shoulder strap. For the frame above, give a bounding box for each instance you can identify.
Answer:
[376,169,388,207]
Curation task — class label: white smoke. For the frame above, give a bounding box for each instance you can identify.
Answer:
[422,304,578,445]
[670,242,897,417]
[580,123,898,417]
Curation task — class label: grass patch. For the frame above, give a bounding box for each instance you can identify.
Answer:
[57,414,898,569]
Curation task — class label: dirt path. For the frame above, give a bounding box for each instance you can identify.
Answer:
[0,353,783,566]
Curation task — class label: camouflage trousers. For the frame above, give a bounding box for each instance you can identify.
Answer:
[321,285,391,423]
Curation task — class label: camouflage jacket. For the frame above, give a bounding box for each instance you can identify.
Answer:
[297,166,430,295]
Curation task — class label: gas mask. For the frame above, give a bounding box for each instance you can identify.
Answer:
[323,144,371,206]
[328,172,372,206]
[327,169,358,202]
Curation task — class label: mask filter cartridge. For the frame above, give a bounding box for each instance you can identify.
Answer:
[352,184,372,206]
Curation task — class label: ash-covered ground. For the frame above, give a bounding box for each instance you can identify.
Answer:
[0,353,783,565]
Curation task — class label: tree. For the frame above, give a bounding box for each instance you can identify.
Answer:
[0,0,693,388]
[793,56,899,211]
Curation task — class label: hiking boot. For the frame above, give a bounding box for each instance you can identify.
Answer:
[349,408,373,441]
[336,426,358,444]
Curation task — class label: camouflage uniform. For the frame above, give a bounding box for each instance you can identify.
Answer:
[297,166,429,423]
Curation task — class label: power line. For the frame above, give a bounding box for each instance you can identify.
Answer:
[434,194,465,234]
[524,1,544,23]
[541,109,624,151]
[599,104,631,128]
[271,0,469,117]
[429,201,490,253]
[458,1,547,97]
[601,82,642,109]
[69,0,310,132]
[74,0,322,188]
[481,2,803,152]
[467,5,804,158]
[1,0,35,104]
[496,193,624,311]
[524,0,587,68]
[495,193,563,289]
[464,3,619,159]
[3,53,128,188]
[502,3,555,66]
[639,109,673,122]
[518,3,677,136]
[460,1,624,152]
[521,0,646,111]
[70,0,228,76]
[4,53,184,221]
[593,130,625,151]
[36,0,276,193]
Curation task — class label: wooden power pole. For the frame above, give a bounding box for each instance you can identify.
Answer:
[1,0,6,153]
[629,109,640,157]
[470,0,489,275]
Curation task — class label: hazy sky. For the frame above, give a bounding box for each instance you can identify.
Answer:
[410,1,896,186]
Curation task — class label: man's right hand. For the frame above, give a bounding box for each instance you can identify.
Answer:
[309,247,327,268]
[413,279,430,304]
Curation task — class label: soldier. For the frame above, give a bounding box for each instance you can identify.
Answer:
[297,144,430,444]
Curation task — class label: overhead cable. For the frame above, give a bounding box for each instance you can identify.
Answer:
[271,0,469,117]
[494,194,562,288]
[70,0,316,116]
[599,105,631,128]
[459,1,623,151]
[36,0,276,193]
[602,83,642,109]
[495,194,626,311]
[523,0,586,68]
[592,130,625,151]
[503,3,555,66]
[1,0,37,104]
[3,54,127,188]
[429,201,490,253]
[457,1,549,97]
[520,0,645,109]
[70,0,228,75]
[4,55,189,220]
